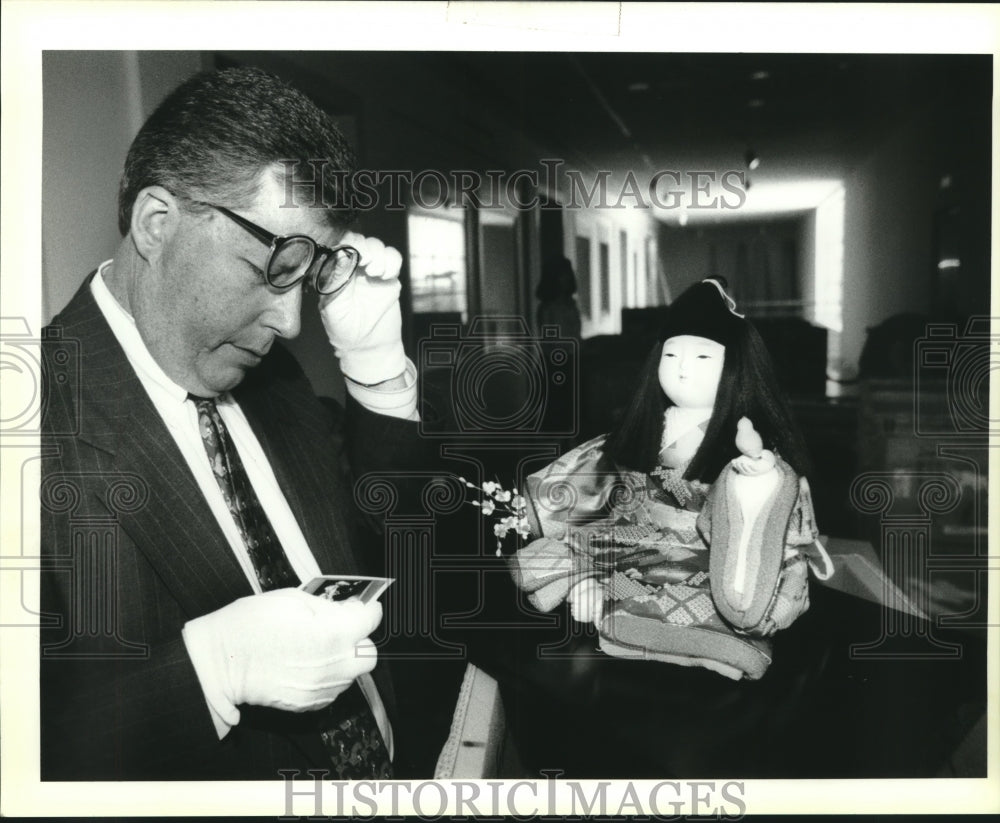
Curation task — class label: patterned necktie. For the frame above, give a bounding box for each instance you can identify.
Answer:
[192,396,392,779]
[193,397,299,590]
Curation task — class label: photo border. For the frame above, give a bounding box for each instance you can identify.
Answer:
[2,1,997,816]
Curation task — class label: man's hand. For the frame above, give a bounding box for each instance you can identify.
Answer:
[320,232,405,385]
[183,589,382,723]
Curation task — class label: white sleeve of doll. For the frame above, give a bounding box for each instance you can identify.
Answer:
[509,536,598,612]
[730,471,834,581]
[726,467,782,598]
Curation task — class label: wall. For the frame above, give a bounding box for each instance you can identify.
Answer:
[838,75,991,371]
[656,217,807,315]
[798,209,818,320]
[568,206,659,337]
[42,51,205,323]
[839,108,937,370]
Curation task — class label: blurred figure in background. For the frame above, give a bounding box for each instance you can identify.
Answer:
[535,254,582,340]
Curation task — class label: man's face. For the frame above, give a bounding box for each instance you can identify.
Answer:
[134,169,343,397]
[658,335,725,409]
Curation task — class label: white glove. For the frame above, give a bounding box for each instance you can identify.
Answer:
[567,577,604,625]
[320,231,405,385]
[183,588,382,726]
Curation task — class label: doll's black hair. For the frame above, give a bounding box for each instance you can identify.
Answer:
[603,320,812,483]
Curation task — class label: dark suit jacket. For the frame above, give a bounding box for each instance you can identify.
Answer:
[39,277,422,780]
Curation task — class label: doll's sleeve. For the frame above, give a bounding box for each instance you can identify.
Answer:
[510,436,613,611]
[786,476,820,547]
[696,461,820,553]
[697,459,833,636]
[785,476,835,579]
[508,536,599,612]
[523,435,616,541]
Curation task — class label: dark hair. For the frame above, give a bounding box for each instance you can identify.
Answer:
[604,320,812,482]
[117,67,358,235]
[535,255,578,301]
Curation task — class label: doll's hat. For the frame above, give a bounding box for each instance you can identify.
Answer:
[658,277,744,345]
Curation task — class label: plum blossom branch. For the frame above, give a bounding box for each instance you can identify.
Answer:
[458,476,530,556]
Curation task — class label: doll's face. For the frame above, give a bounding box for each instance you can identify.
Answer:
[658,335,725,409]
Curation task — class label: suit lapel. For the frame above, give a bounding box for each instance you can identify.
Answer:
[58,280,363,615]
[61,282,252,618]
[109,418,253,615]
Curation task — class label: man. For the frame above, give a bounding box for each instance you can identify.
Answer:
[40,67,420,780]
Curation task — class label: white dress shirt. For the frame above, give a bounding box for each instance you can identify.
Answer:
[90,261,414,750]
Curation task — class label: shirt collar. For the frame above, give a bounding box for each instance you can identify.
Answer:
[90,260,191,408]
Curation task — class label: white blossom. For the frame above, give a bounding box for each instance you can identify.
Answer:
[458,473,535,556]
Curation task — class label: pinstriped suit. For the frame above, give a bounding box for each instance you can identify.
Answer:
[40,276,415,780]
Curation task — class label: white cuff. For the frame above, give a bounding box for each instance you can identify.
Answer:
[338,341,407,387]
[182,620,241,739]
[345,358,419,421]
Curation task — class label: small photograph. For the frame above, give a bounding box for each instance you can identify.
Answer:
[300,575,394,604]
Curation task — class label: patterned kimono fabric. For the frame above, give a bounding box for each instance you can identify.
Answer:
[514,433,820,680]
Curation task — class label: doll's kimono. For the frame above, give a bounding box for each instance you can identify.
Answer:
[510,435,832,680]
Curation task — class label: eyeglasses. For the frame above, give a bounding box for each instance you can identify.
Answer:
[202,203,360,295]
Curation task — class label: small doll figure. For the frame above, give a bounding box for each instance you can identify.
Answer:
[510,278,833,680]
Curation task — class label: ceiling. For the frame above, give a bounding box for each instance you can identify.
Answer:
[416,51,990,224]
[250,49,990,226]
